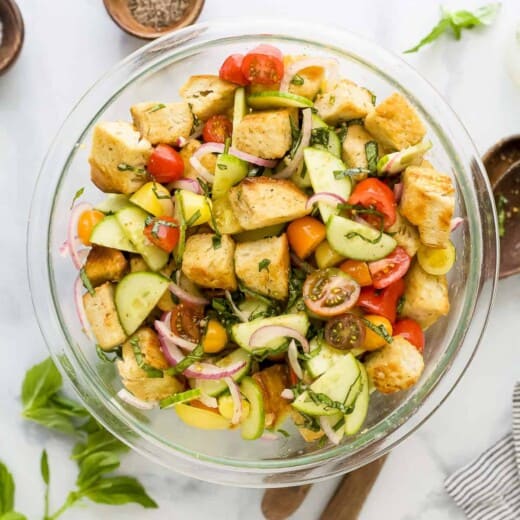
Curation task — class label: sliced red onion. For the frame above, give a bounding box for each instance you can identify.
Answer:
[155,318,198,352]
[249,325,309,353]
[59,241,69,257]
[74,277,93,340]
[67,202,93,269]
[306,191,347,210]
[225,377,242,425]
[260,432,278,441]
[281,388,295,400]
[169,281,208,306]
[170,179,202,194]
[319,416,343,446]
[272,108,312,179]
[287,340,303,380]
[450,217,464,231]
[117,389,156,410]
[197,391,218,409]
[393,182,403,203]
[225,290,248,322]
[194,141,277,168]
[175,136,188,148]
[280,57,339,92]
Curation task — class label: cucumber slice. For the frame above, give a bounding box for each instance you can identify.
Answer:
[327,214,397,262]
[320,413,345,442]
[231,313,309,353]
[159,388,201,409]
[304,147,352,223]
[247,91,313,109]
[232,87,247,147]
[95,194,130,214]
[290,161,312,189]
[213,153,248,199]
[115,272,170,335]
[238,299,269,320]
[233,223,285,242]
[344,361,369,435]
[311,115,341,157]
[115,206,169,271]
[292,353,361,417]
[90,215,139,253]
[417,240,456,275]
[192,349,251,397]
[240,376,265,440]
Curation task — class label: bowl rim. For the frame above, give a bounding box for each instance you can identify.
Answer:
[27,18,499,485]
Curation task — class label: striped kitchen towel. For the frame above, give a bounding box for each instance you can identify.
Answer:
[445,383,520,520]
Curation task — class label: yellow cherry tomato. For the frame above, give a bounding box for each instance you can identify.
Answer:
[77,209,105,246]
[363,314,393,351]
[202,320,228,354]
[417,241,456,275]
[314,240,345,269]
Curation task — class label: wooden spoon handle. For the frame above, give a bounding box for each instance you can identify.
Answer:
[261,484,312,520]
[319,454,388,520]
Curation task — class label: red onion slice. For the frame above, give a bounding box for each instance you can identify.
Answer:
[74,277,93,340]
[272,108,312,179]
[225,377,242,425]
[249,325,309,353]
[319,416,343,446]
[225,290,248,322]
[67,202,93,269]
[59,241,69,257]
[169,281,208,306]
[197,391,218,409]
[117,389,156,410]
[281,388,295,400]
[450,217,464,231]
[155,319,198,352]
[194,142,277,168]
[287,340,303,380]
[306,191,347,210]
[170,179,202,194]
[393,182,403,203]
[175,136,188,148]
[280,57,339,92]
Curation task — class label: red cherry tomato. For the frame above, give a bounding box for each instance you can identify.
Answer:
[357,278,405,323]
[241,44,284,85]
[202,115,233,144]
[393,318,425,353]
[368,247,411,289]
[144,216,180,253]
[348,178,397,228]
[170,302,205,342]
[219,54,249,86]
[147,144,184,183]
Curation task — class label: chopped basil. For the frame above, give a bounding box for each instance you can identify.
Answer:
[130,338,163,378]
[210,296,241,330]
[310,127,330,148]
[185,209,202,228]
[79,268,95,296]
[333,168,371,180]
[188,103,202,133]
[212,235,222,249]
[197,177,212,198]
[277,428,290,438]
[147,103,166,113]
[364,141,379,172]
[166,343,204,376]
[369,91,377,105]
[496,194,508,238]
[95,345,121,363]
[397,295,406,316]
[250,339,290,362]
[144,215,178,239]
[361,317,393,344]
[290,74,305,86]
[332,416,345,431]
[286,268,306,312]
[258,258,271,272]
[288,117,303,160]
[151,182,171,199]
[117,163,145,174]
[305,374,361,415]
[70,187,85,209]
[329,95,336,105]
[217,163,228,170]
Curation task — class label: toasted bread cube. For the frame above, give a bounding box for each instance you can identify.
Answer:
[212,195,244,235]
[401,261,450,329]
[365,336,424,394]
[129,255,149,273]
[89,121,152,194]
[233,110,292,160]
[229,177,310,230]
[342,124,380,170]
[83,282,126,350]
[178,138,217,180]
[400,166,455,248]
[84,246,128,287]
[179,75,237,121]
[314,79,374,126]
[364,93,426,151]
[285,55,325,101]
[386,212,421,258]
[181,233,237,290]
[130,101,193,145]
[235,234,290,300]
[117,327,183,401]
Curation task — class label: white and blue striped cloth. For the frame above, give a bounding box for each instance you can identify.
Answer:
[445,383,520,520]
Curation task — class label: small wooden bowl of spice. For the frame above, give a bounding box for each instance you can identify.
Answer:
[0,0,24,74]
[104,0,205,40]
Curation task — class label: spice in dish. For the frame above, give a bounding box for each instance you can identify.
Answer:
[128,0,191,29]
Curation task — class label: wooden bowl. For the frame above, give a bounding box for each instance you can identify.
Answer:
[0,0,24,74]
[103,0,205,40]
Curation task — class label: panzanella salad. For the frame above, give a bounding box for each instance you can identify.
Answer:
[65,45,458,444]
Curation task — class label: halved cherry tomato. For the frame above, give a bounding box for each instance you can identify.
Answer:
[357,278,405,323]
[325,313,366,350]
[202,115,233,144]
[288,365,299,387]
[170,302,205,342]
[393,318,425,353]
[147,144,184,183]
[77,209,105,246]
[241,44,284,85]
[287,216,326,259]
[339,259,373,287]
[303,268,360,317]
[144,216,180,253]
[219,54,249,86]
[368,247,411,289]
[348,178,396,228]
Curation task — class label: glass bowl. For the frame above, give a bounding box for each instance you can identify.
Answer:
[27,19,498,487]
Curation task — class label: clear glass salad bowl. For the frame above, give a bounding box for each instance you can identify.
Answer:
[27,19,498,487]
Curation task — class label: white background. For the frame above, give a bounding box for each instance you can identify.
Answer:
[1,0,519,518]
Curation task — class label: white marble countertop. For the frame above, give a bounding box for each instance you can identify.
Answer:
[1,0,519,518]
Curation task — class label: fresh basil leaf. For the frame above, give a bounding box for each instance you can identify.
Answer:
[364,141,379,172]
[0,462,15,514]
[22,407,76,435]
[405,17,451,53]
[72,429,129,462]
[48,395,88,418]
[21,358,62,411]
[0,513,27,520]
[76,452,120,489]
[40,450,50,486]
[82,476,158,508]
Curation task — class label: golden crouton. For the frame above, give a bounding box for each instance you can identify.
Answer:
[178,139,217,180]
[314,79,374,126]
[179,75,237,121]
[228,177,310,230]
[401,261,450,329]
[212,196,244,235]
[284,55,325,101]
[117,327,183,401]
[89,121,152,194]
[130,101,193,145]
[181,233,237,290]
[234,234,290,300]
[83,282,126,350]
[386,212,421,258]
[84,246,128,287]
[364,93,426,151]
[233,110,292,160]
[365,336,424,394]
[400,166,455,248]
[342,124,380,172]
